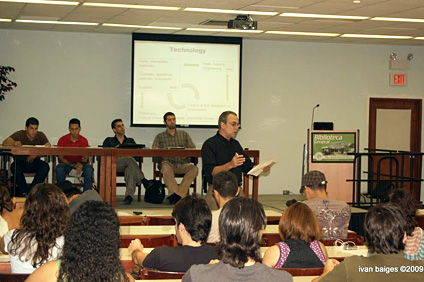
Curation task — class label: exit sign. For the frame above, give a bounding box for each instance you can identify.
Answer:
[390,73,407,86]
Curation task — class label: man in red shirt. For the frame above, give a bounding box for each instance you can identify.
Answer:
[56,118,94,191]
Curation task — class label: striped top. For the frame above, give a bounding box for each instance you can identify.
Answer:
[404,226,424,261]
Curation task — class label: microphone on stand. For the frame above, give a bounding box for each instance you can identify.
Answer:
[310,104,320,130]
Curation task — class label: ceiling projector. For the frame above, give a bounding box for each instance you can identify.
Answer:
[227,15,257,30]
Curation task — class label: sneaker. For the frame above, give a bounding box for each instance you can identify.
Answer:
[123,195,133,205]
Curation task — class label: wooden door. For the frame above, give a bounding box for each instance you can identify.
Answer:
[368,98,422,200]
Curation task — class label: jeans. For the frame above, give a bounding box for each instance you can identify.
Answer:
[10,158,50,197]
[55,163,94,192]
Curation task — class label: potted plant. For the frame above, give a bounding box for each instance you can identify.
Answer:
[0,65,17,101]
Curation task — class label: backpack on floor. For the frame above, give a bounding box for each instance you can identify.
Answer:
[144,179,165,204]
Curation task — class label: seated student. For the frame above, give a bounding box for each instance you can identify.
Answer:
[27,201,134,282]
[207,171,239,243]
[56,180,102,215]
[301,170,351,239]
[313,204,424,281]
[183,197,293,282]
[0,183,69,273]
[0,184,23,237]
[383,189,424,260]
[262,202,328,268]
[128,194,218,272]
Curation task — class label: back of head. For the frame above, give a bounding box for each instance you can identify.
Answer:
[383,189,419,235]
[212,171,238,199]
[218,197,266,268]
[25,117,39,127]
[279,202,323,242]
[300,170,327,193]
[59,201,126,282]
[172,194,211,243]
[10,183,69,267]
[364,204,407,254]
[0,185,14,213]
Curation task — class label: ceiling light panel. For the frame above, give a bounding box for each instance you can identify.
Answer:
[83,2,180,11]
[341,34,412,39]
[16,19,98,25]
[371,17,424,23]
[103,23,182,30]
[184,7,278,16]
[280,13,369,20]
[0,0,78,5]
[266,30,339,37]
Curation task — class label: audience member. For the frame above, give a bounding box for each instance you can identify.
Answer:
[0,183,69,273]
[183,197,292,282]
[102,118,150,205]
[301,170,351,239]
[56,180,102,215]
[152,112,198,205]
[262,202,328,268]
[2,117,51,196]
[383,189,424,260]
[202,111,270,210]
[129,194,218,272]
[27,201,134,282]
[207,171,239,243]
[56,118,94,192]
[0,184,23,236]
[314,204,424,281]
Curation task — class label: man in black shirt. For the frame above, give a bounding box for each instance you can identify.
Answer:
[102,119,149,205]
[201,111,270,209]
[128,195,218,272]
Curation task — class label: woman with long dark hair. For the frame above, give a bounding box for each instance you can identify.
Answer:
[0,183,69,273]
[27,201,134,282]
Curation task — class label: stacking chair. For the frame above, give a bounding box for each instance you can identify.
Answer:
[153,157,198,193]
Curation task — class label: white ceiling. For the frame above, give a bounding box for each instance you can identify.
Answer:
[1,0,424,45]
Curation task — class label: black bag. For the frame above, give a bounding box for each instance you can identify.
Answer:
[144,179,165,204]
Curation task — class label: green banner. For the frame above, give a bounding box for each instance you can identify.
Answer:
[312,132,356,162]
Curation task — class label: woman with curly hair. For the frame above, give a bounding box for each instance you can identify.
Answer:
[27,200,134,282]
[0,184,23,236]
[0,183,69,273]
[262,202,328,268]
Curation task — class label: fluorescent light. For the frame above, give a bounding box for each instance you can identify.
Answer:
[84,3,180,11]
[16,19,98,26]
[341,34,412,39]
[266,31,339,37]
[103,23,182,30]
[0,18,12,22]
[186,28,263,33]
[184,8,277,16]
[0,0,78,5]
[279,13,369,20]
[414,37,424,40]
[371,17,424,23]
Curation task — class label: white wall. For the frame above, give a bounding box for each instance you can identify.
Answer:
[1,29,423,201]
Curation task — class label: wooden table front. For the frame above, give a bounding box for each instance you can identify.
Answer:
[6,146,112,200]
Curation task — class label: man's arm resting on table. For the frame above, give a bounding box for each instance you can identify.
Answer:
[2,137,21,146]
[129,239,148,266]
